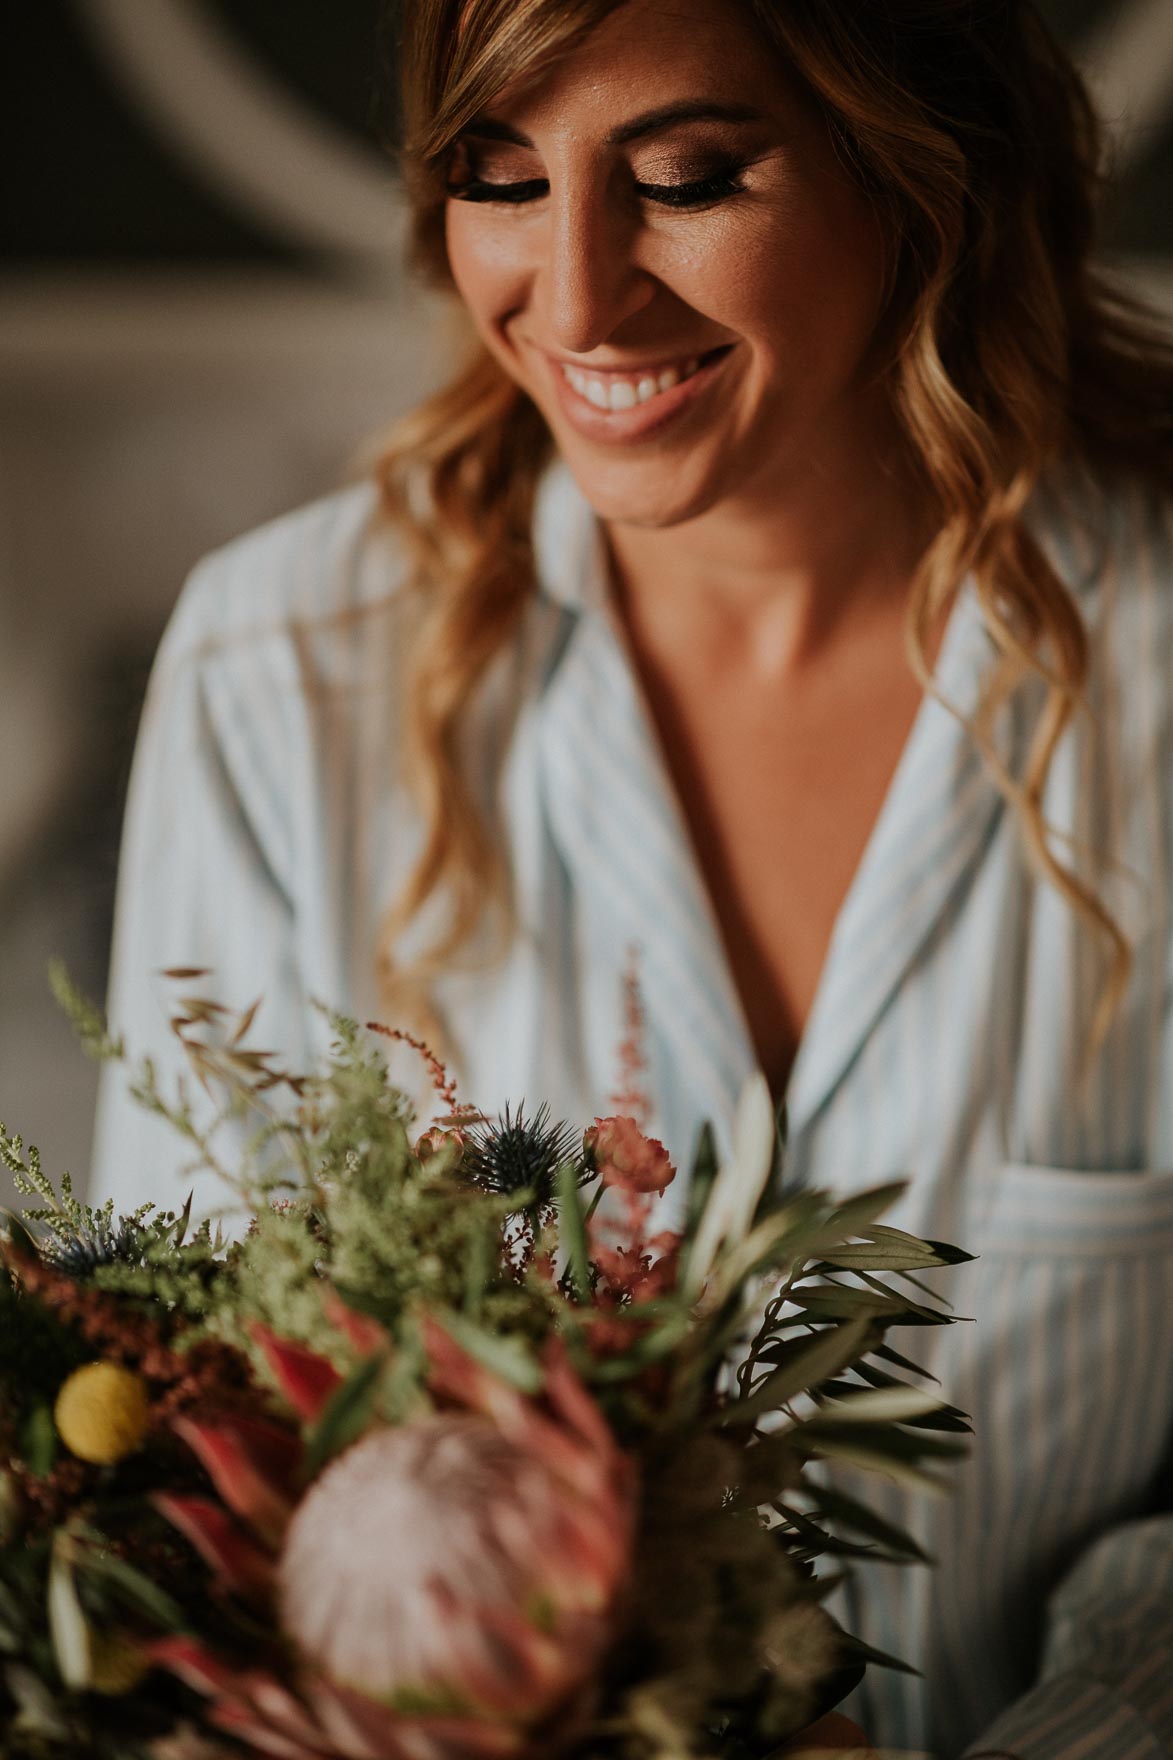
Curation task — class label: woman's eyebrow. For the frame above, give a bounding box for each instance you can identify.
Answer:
[608,100,767,144]
[460,101,767,149]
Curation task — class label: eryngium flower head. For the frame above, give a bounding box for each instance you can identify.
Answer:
[461,1104,584,1207]
[40,1215,142,1275]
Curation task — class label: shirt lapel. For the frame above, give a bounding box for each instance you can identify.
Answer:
[785,586,1007,1139]
[533,468,755,1156]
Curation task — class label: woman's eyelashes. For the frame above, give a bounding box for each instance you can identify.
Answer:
[448,175,549,204]
[639,167,747,207]
[445,160,748,209]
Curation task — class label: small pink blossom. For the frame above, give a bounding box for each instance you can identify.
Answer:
[584,1116,676,1195]
[591,1233,683,1306]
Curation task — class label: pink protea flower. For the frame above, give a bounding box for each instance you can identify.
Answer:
[583,1116,675,1195]
[279,1414,619,1717]
[153,1309,636,1760]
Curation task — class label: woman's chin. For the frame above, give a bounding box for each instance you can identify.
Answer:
[559,451,728,532]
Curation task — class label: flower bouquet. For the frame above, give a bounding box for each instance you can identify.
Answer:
[0,971,972,1760]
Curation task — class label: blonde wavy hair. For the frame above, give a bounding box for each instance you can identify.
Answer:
[373,0,1173,1058]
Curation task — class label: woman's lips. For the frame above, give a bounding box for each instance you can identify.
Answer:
[540,344,736,443]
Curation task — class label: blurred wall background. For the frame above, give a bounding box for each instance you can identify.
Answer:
[1,0,1171,1213]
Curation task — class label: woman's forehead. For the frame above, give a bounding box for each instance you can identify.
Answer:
[473,0,785,130]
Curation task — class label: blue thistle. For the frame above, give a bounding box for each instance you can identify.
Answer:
[462,1104,586,1208]
[40,1216,143,1276]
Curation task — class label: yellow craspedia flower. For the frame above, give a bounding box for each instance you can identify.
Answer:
[54,1362,150,1465]
[90,1631,151,1696]
[0,1469,18,1544]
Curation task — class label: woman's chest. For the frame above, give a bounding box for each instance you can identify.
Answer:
[634,642,927,1090]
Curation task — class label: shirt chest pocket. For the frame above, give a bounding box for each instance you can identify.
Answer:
[954,1164,1173,1563]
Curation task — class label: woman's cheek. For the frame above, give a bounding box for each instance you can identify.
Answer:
[444,207,490,316]
[446,208,530,318]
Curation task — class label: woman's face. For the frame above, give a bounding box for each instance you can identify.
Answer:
[444,0,892,530]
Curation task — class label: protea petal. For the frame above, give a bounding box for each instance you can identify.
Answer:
[423,1326,622,1520]
[421,1321,618,1517]
[509,1405,613,1511]
[530,1506,625,1611]
[542,1340,615,1455]
[154,1493,276,1600]
[445,1600,587,1718]
[322,1288,389,1357]
[420,1316,533,1433]
[154,1641,332,1759]
[173,1414,299,1548]
[404,1718,527,1760]
[305,1679,525,1760]
[250,1324,343,1424]
[209,1701,328,1759]
[149,1634,253,1699]
[243,1675,349,1749]
[300,1679,397,1758]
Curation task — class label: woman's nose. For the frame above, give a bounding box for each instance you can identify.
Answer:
[537,184,655,355]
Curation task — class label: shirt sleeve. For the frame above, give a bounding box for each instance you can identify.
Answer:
[89,558,309,1225]
[962,1516,1173,1759]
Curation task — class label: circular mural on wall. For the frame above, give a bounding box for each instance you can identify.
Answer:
[71,0,402,271]
[4,0,1172,266]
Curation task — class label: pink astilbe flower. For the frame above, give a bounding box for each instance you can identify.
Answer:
[591,1232,682,1307]
[585,1227,684,1368]
[584,1116,675,1195]
[153,1307,636,1760]
[608,950,653,1132]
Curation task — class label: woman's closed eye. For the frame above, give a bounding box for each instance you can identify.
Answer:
[445,163,749,210]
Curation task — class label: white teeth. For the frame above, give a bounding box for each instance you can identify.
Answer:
[560,351,716,411]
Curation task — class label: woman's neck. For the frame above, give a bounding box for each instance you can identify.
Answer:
[602,401,936,677]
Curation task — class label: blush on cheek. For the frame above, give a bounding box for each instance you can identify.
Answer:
[445,208,523,313]
[444,208,548,403]
[443,204,479,307]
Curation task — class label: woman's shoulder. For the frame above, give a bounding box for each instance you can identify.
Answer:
[1027,461,1173,773]
[157,479,412,680]
[1030,464,1173,622]
[1071,471,1172,697]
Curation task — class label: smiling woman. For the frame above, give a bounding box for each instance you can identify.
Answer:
[442,19,894,531]
[92,2,1173,1758]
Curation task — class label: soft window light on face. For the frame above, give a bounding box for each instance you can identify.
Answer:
[443,0,892,532]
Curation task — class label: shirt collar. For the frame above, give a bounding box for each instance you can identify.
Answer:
[532,459,611,616]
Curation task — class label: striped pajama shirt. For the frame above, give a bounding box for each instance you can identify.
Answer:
[93,460,1173,1758]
